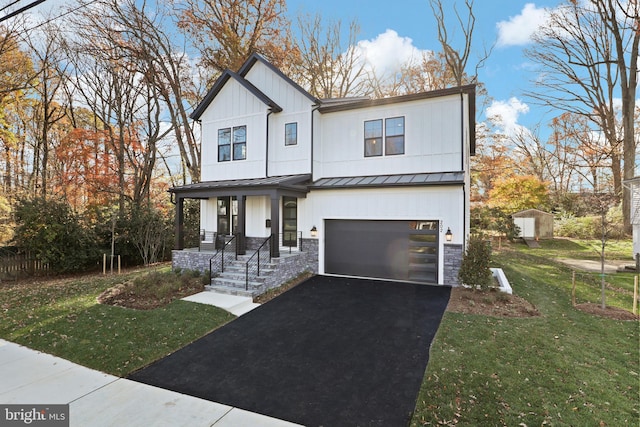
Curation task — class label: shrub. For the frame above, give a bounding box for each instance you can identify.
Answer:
[470,206,520,241]
[117,203,173,266]
[13,197,100,273]
[458,235,493,290]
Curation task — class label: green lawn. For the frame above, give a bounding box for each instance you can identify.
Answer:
[411,241,639,426]
[0,269,234,376]
[0,241,637,425]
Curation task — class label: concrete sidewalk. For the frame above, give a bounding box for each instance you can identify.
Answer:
[0,339,302,427]
[0,289,301,427]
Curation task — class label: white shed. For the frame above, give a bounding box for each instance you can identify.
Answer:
[512,209,554,239]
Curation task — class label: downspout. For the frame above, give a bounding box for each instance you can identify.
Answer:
[310,104,321,178]
[460,91,468,242]
[265,110,273,178]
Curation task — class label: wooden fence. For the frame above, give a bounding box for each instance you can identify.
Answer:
[0,252,50,280]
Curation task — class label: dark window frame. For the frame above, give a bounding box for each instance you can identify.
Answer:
[218,125,247,162]
[385,116,405,155]
[232,125,247,161]
[218,128,231,162]
[364,116,405,157]
[285,122,298,146]
[364,119,383,157]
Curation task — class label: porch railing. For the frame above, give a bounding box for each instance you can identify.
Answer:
[243,236,272,290]
[209,235,236,278]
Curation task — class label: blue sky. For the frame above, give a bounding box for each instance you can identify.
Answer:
[287,0,561,136]
[21,0,561,137]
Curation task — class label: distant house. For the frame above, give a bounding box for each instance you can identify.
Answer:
[512,209,554,239]
[624,177,640,261]
[170,53,476,293]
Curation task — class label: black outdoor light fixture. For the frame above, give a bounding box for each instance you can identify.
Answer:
[445,227,453,242]
[310,226,318,238]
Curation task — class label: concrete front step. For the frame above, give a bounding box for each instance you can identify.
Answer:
[205,284,258,298]
[211,275,265,289]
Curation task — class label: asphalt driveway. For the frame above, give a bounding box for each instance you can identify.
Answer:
[128,275,451,426]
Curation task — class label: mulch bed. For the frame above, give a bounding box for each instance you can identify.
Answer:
[574,303,639,321]
[128,276,451,426]
[446,287,540,318]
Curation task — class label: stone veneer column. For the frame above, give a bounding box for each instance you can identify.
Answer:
[443,243,463,286]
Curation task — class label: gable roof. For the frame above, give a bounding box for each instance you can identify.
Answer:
[238,53,319,104]
[190,53,318,121]
[190,69,282,120]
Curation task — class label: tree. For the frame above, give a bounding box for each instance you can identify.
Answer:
[120,203,172,266]
[525,0,638,231]
[0,192,12,244]
[174,0,294,82]
[487,175,550,213]
[428,0,491,87]
[471,131,514,202]
[0,27,35,193]
[292,14,367,98]
[23,24,70,198]
[63,1,168,211]
[13,197,99,272]
[98,0,201,183]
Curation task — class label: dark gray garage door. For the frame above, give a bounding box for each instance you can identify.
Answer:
[324,220,439,283]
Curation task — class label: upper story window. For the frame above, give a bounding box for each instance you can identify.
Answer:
[233,126,246,160]
[364,117,405,157]
[218,128,231,162]
[385,117,405,155]
[364,119,383,157]
[285,122,297,146]
[218,125,246,162]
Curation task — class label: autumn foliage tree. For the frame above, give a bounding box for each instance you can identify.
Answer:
[174,0,295,82]
[487,175,550,213]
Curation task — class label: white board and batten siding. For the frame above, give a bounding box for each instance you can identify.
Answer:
[199,61,315,181]
[314,95,464,181]
[199,79,269,182]
[244,62,315,177]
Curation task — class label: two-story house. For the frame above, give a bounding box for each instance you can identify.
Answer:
[171,53,475,293]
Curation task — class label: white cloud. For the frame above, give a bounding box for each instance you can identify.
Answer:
[486,97,530,136]
[496,3,549,47]
[354,29,428,77]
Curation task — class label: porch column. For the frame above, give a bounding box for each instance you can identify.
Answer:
[270,193,280,257]
[236,194,246,255]
[175,195,184,250]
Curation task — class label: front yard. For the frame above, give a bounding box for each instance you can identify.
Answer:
[0,239,637,425]
[0,267,234,376]
[412,239,638,426]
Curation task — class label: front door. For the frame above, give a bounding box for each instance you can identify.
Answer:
[217,197,238,235]
[282,196,297,247]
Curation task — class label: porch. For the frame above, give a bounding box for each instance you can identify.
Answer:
[170,174,311,258]
[172,234,318,297]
